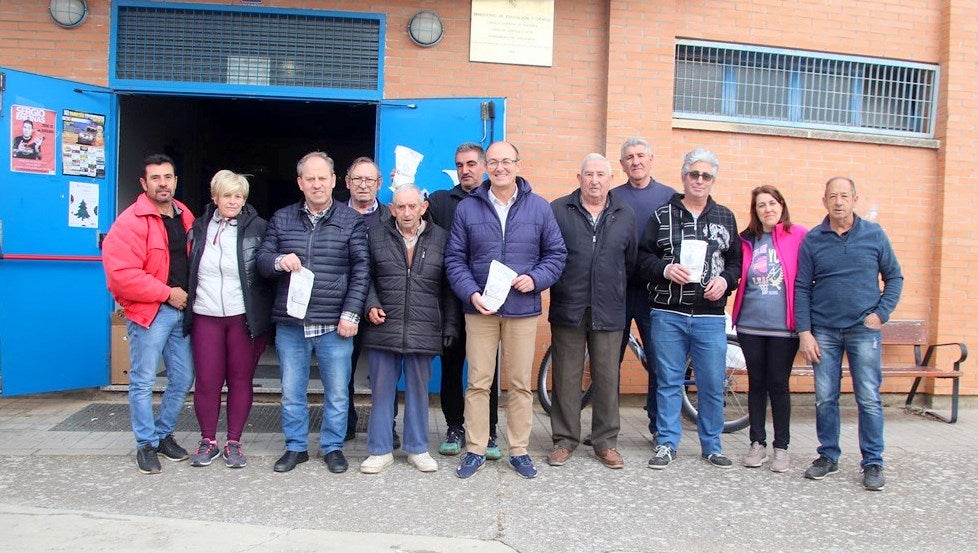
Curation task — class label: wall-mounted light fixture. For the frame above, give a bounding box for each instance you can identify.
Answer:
[49,0,88,28]
[408,11,443,47]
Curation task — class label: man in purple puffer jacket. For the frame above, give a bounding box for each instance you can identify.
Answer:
[445,141,567,480]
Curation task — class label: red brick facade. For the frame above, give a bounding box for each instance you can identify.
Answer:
[3,0,973,397]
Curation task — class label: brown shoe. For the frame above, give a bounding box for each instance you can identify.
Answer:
[547,446,573,466]
[595,448,624,469]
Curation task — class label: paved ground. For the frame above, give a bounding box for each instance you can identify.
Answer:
[0,390,974,552]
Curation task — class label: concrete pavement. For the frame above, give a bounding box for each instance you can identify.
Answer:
[0,390,975,552]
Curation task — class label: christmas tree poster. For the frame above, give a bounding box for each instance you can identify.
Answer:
[68,181,99,228]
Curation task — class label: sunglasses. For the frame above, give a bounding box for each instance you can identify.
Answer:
[686,171,715,182]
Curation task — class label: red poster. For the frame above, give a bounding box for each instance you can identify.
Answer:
[11,104,56,175]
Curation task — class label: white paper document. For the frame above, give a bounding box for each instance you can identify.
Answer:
[680,239,708,282]
[286,267,315,319]
[393,145,424,187]
[482,260,518,312]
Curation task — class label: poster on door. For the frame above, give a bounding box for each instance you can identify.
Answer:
[68,181,100,228]
[10,105,56,175]
[61,109,107,178]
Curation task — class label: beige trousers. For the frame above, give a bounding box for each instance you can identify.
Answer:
[463,314,538,456]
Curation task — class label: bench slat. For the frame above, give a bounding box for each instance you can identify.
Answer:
[729,319,965,423]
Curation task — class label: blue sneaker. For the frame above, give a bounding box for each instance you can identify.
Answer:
[455,452,485,479]
[485,436,502,460]
[508,454,538,479]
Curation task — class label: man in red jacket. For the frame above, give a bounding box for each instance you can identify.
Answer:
[102,154,195,475]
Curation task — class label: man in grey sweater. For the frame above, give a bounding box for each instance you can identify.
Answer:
[795,176,903,492]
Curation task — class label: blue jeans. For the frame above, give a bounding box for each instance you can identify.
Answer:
[812,324,884,468]
[366,348,432,455]
[126,304,194,449]
[275,324,353,455]
[651,310,727,455]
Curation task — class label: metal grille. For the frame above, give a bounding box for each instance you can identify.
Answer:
[674,40,939,137]
[113,4,381,95]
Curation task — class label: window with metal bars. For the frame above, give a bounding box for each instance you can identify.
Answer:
[112,2,382,100]
[673,40,939,138]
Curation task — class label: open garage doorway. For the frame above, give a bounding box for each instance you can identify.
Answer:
[116,94,377,393]
[116,95,376,218]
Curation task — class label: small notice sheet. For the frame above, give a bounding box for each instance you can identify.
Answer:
[286,267,315,319]
[482,260,518,312]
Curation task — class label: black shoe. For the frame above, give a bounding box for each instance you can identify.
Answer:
[344,428,356,442]
[392,429,401,450]
[324,450,349,473]
[863,464,885,491]
[156,434,189,462]
[804,455,839,480]
[273,450,309,473]
[136,444,162,474]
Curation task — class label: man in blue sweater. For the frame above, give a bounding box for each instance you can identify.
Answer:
[795,176,903,491]
[611,137,675,439]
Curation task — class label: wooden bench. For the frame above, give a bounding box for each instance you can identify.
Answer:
[790,319,968,423]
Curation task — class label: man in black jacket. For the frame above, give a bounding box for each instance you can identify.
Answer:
[426,142,502,460]
[359,183,460,474]
[547,153,636,469]
[256,151,370,474]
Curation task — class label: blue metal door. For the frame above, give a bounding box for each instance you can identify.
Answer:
[377,97,505,204]
[0,68,117,396]
[377,97,505,392]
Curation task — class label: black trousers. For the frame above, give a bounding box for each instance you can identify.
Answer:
[737,332,799,449]
[440,317,500,434]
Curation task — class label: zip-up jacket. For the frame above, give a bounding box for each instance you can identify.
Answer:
[362,216,460,354]
[549,189,636,330]
[637,193,741,315]
[256,201,369,325]
[731,222,807,331]
[427,184,470,231]
[102,193,195,328]
[794,214,903,331]
[183,203,274,338]
[445,177,567,317]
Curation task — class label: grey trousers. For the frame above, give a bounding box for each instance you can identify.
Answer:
[550,312,622,452]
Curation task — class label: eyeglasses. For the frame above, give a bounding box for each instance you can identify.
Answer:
[349,176,379,186]
[486,158,519,169]
[686,171,715,182]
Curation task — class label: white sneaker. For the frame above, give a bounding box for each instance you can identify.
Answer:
[770,448,790,473]
[407,452,438,472]
[742,442,768,467]
[359,453,394,474]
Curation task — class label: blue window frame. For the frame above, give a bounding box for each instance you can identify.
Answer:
[674,40,939,138]
[110,0,385,100]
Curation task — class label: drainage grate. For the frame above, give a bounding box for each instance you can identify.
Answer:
[51,403,372,433]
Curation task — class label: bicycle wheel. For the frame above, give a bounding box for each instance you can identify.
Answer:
[680,335,749,433]
[536,345,593,416]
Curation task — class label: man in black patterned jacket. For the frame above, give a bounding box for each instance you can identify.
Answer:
[638,148,741,471]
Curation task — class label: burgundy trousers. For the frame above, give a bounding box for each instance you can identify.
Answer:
[190,314,268,442]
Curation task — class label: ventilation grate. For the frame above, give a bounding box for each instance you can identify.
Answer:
[113,4,381,95]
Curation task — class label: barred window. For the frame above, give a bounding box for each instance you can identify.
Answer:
[673,40,939,138]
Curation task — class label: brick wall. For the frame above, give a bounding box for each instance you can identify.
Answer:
[2,0,972,397]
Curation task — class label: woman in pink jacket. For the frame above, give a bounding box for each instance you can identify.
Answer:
[731,186,807,473]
